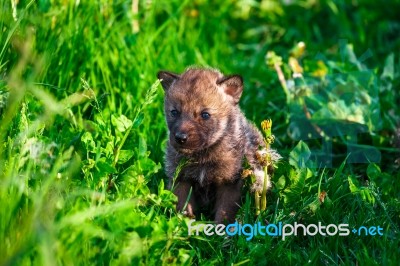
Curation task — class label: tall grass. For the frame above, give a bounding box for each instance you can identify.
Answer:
[1,0,399,265]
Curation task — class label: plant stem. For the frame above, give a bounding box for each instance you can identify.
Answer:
[255,191,260,215]
[261,165,268,211]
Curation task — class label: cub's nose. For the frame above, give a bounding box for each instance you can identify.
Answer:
[175,132,188,144]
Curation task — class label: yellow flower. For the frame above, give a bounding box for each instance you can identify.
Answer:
[261,119,272,137]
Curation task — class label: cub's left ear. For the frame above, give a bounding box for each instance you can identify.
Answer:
[216,75,243,104]
[157,71,180,91]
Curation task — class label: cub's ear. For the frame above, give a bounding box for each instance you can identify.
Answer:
[216,75,243,104]
[157,71,180,91]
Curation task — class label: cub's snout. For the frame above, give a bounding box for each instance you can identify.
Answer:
[168,118,204,152]
[174,131,188,144]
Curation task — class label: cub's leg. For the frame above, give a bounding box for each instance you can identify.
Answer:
[214,179,243,223]
[173,181,196,218]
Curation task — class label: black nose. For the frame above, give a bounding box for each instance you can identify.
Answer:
[175,132,188,144]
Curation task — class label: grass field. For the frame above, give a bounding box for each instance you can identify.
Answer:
[1,0,399,265]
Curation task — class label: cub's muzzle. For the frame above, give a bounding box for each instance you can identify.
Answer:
[175,132,188,144]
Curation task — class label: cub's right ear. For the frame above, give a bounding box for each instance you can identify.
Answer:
[157,71,180,91]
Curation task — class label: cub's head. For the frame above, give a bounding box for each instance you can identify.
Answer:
[158,68,243,154]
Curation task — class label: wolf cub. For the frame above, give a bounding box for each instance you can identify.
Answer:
[158,67,270,223]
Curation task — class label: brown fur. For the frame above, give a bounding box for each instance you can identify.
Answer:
[158,67,265,223]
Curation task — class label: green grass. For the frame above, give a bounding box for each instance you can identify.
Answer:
[1,0,399,265]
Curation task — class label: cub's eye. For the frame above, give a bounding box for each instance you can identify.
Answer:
[201,112,211,120]
[170,109,179,117]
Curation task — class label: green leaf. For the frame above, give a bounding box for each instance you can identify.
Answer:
[117,150,134,164]
[289,141,311,169]
[134,157,161,178]
[133,112,144,127]
[367,163,381,181]
[308,197,320,213]
[275,175,286,190]
[111,114,133,133]
[348,175,375,204]
[282,167,313,204]
[81,132,95,151]
[138,134,147,157]
[348,175,359,193]
[381,53,394,80]
[158,179,164,196]
[96,160,117,174]
[324,194,333,208]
